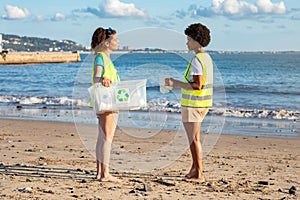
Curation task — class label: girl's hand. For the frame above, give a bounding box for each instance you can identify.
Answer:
[102,77,112,87]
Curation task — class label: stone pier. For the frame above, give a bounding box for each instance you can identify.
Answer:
[0,51,81,65]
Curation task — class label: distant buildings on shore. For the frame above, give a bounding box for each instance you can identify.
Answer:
[0,33,89,52]
[111,49,300,55]
[1,33,299,55]
[207,50,300,54]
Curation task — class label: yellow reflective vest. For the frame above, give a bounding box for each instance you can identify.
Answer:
[90,52,119,107]
[91,52,120,84]
[181,53,213,108]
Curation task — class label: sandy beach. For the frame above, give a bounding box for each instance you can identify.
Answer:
[0,118,299,200]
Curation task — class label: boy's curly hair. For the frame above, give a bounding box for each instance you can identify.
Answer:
[185,23,210,47]
[91,27,116,49]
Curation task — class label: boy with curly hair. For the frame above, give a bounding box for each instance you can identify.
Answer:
[165,23,213,182]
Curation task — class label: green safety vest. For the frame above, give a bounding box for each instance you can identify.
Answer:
[91,52,120,84]
[181,53,213,108]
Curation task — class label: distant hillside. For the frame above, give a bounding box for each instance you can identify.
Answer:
[0,33,89,52]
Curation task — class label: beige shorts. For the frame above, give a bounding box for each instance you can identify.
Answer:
[96,111,119,118]
[181,107,209,122]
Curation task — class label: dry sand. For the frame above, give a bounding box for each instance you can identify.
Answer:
[0,118,299,200]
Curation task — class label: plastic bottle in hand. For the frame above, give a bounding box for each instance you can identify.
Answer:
[159,76,172,94]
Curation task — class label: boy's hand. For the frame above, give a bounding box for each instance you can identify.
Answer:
[165,78,174,87]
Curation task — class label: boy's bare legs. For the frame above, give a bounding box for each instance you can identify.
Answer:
[185,163,196,178]
[95,112,120,182]
[183,122,205,182]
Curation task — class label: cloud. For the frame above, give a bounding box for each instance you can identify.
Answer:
[144,16,176,29]
[277,25,286,29]
[257,17,274,23]
[256,0,285,14]
[51,13,65,21]
[177,0,287,20]
[78,0,146,18]
[81,7,104,17]
[211,0,259,16]
[104,0,146,17]
[290,8,300,20]
[2,5,30,20]
[291,15,300,20]
[35,15,45,22]
[175,9,187,19]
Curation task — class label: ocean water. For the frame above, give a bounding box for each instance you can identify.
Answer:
[0,53,299,138]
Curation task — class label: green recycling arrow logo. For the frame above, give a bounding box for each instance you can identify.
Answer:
[116,88,129,103]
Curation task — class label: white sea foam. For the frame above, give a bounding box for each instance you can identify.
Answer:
[141,99,299,121]
[142,100,299,121]
[209,108,299,121]
[0,96,89,107]
[0,95,298,121]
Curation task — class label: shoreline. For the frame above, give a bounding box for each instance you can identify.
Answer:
[0,118,299,199]
[0,106,299,139]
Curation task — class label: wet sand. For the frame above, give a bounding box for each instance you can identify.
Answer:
[0,118,299,199]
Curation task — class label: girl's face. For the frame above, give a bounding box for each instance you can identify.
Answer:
[186,36,201,51]
[107,34,119,50]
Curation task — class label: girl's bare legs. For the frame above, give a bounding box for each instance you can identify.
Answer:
[183,122,205,182]
[95,112,120,182]
[96,160,101,180]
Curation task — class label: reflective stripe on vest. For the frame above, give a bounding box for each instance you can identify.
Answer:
[181,53,213,108]
[91,52,120,84]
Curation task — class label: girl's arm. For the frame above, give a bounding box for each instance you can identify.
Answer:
[165,75,203,90]
[93,65,103,84]
[93,65,112,87]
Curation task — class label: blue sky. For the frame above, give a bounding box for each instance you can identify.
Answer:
[0,0,299,51]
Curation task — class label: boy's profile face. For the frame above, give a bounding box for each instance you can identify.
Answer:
[186,36,201,51]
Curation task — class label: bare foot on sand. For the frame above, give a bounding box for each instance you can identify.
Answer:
[185,168,196,178]
[184,173,205,183]
[100,175,121,183]
[184,176,206,183]
[95,174,101,180]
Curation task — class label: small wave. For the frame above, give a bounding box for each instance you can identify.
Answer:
[0,95,89,107]
[225,85,300,95]
[146,85,160,90]
[0,95,298,121]
[141,99,299,121]
[142,99,181,113]
[209,108,299,121]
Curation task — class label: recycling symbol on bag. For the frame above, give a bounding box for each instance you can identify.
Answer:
[116,88,129,103]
